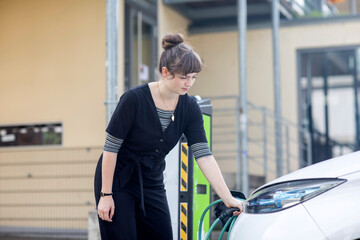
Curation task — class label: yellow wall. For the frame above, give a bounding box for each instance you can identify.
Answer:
[157,0,190,57]
[189,31,239,97]
[0,0,107,148]
[0,0,111,230]
[0,146,102,229]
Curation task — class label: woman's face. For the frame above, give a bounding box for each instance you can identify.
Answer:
[163,71,199,95]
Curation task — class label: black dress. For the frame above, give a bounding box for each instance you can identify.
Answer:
[94,84,208,239]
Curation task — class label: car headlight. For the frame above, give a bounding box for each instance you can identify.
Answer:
[245,178,346,214]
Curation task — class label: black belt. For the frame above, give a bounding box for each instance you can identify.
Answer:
[118,154,165,217]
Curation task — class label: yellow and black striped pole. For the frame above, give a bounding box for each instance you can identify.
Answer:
[180,202,188,240]
[180,143,189,239]
[180,143,188,192]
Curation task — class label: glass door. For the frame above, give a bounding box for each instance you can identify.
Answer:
[300,48,360,164]
[125,4,157,90]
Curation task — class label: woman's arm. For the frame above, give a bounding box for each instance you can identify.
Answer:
[197,155,244,214]
[97,151,117,222]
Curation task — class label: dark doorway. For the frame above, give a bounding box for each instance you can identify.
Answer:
[299,47,360,164]
[125,0,157,90]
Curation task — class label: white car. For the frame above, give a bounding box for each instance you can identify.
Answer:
[229,151,360,240]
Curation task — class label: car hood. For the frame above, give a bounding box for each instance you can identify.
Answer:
[263,151,360,187]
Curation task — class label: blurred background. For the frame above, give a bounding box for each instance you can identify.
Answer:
[1,0,360,239]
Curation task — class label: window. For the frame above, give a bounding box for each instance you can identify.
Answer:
[298,47,360,163]
[0,123,62,147]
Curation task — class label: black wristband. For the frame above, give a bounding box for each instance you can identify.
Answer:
[100,192,113,197]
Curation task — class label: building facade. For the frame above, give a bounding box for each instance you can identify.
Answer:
[1,0,360,236]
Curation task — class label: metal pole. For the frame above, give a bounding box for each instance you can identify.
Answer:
[237,0,249,197]
[290,0,294,11]
[235,99,242,190]
[306,54,313,166]
[105,0,119,124]
[350,0,356,15]
[137,12,142,86]
[316,0,323,14]
[262,108,268,182]
[306,130,312,166]
[285,125,290,173]
[272,0,283,177]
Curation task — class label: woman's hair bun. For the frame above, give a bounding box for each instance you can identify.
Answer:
[162,34,184,50]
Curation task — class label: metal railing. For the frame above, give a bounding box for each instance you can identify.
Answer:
[208,95,309,191]
[247,101,307,178]
[210,95,358,193]
[0,146,103,239]
[309,129,356,163]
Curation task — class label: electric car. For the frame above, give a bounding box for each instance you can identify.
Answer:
[229,151,360,240]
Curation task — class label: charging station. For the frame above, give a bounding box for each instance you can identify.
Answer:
[164,98,212,240]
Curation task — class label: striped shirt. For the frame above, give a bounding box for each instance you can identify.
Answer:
[157,108,174,132]
[104,108,212,160]
[104,134,124,153]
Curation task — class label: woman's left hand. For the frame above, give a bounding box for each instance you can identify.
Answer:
[224,197,245,216]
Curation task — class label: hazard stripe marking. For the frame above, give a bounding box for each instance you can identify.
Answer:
[181,179,187,189]
[181,204,186,215]
[180,143,188,192]
[182,144,187,155]
[180,202,187,240]
[181,161,187,172]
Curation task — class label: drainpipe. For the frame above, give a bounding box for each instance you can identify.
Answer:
[237,0,249,197]
[272,0,283,177]
[105,0,119,124]
[350,0,357,15]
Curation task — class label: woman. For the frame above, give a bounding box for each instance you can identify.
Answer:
[94,33,243,240]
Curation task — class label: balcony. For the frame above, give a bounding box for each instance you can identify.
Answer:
[163,0,360,32]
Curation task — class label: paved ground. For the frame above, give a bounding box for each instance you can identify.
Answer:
[0,238,77,240]
[212,230,229,239]
[1,231,227,240]
[0,236,85,240]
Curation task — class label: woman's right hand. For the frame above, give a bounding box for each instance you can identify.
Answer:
[97,196,115,222]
